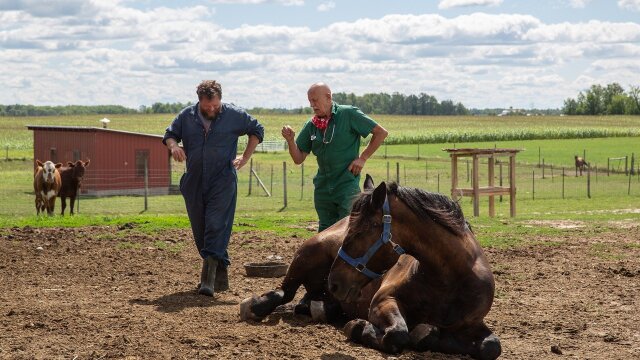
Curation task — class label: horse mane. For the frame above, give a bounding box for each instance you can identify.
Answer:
[350,182,467,236]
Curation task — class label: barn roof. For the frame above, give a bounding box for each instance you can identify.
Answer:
[26,125,163,139]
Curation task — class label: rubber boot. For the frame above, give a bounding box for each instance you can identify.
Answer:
[214,262,229,292]
[198,256,218,297]
[197,258,208,289]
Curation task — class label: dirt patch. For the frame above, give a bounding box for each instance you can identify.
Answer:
[1,224,640,359]
[522,220,586,229]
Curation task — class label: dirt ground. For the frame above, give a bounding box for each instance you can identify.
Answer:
[1,221,640,360]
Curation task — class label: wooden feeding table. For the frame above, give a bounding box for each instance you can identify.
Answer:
[443,148,522,217]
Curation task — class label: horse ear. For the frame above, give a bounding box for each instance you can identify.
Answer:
[363,174,375,191]
[370,181,387,208]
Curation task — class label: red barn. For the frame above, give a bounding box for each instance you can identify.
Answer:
[27,125,172,196]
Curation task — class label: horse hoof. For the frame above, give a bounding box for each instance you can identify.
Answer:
[410,323,440,351]
[344,319,368,343]
[310,301,327,322]
[293,302,311,317]
[478,335,502,360]
[239,296,262,322]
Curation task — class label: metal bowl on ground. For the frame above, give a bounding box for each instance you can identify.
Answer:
[243,261,289,278]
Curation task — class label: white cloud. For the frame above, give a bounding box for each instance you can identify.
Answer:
[1,2,639,110]
[567,0,591,8]
[618,0,640,11]
[207,0,303,5]
[317,1,335,12]
[438,0,502,10]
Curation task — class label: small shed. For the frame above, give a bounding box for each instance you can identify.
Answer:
[27,125,171,196]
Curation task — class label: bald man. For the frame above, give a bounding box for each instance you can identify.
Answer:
[282,83,388,231]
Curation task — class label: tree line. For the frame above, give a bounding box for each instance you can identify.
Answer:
[0,93,469,117]
[563,83,640,115]
[0,104,138,117]
[331,92,469,115]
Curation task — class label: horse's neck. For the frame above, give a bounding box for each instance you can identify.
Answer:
[403,225,476,277]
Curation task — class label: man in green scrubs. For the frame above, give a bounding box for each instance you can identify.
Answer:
[282,83,388,231]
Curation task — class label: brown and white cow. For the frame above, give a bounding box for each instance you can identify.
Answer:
[59,159,90,215]
[34,160,62,216]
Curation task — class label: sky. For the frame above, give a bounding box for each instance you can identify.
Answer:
[1,0,639,110]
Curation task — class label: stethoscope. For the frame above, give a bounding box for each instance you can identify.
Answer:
[311,121,335,144]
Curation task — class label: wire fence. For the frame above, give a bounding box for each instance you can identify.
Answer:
[3,153,640,218]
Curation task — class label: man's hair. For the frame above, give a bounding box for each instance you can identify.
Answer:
[196,80,222,99]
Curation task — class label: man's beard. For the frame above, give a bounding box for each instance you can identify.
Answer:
[201,109,218,120]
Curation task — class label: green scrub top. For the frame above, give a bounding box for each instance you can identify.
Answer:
[296,102,377,193]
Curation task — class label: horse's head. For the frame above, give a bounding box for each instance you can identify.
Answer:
[328,177,405,303]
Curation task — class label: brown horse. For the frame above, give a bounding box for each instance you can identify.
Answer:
[239,175,388,323]
[328,181,501,359]
[575,155,589,176]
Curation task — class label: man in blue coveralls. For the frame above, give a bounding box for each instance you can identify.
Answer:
[282,82,388,232]
[164,80,264,297]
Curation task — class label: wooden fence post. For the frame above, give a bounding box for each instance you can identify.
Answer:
[300,163,304,200]
[282,162,287,209]
[587,166,591,199]
[425,159,428,181]
[248,158,253,196]
[396,162,400,184]
[532,170,535,200]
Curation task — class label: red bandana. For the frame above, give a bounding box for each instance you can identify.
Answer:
[311,115,330,130]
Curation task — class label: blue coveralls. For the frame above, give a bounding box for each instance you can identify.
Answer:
[163,103,264,266]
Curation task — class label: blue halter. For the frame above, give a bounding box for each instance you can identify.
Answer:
[337,195,406,279]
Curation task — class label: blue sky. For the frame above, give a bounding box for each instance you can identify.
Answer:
[1,0,639,109]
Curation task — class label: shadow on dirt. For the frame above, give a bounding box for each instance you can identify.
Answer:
[129,290,236,313]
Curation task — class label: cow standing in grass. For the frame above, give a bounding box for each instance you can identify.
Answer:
[34,160,62,216]
[59,160,90,216]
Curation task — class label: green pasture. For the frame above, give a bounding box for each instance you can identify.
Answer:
[2,113,639,248]
[2,113,640,157]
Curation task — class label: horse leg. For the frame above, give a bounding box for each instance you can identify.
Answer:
[240,239,334,322]
[344,298,410,354]
[411,323,501,360]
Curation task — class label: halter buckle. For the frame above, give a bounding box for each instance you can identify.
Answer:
[382,214,392,223]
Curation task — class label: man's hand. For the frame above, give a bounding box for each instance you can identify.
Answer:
[281,125,295,142]
[169,144,186,162]
[348,157,366,175]
[233,155,248,170]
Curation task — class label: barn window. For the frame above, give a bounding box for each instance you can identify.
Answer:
[73,150,81,161]
[49,147,57,163]
[135,150,150,177]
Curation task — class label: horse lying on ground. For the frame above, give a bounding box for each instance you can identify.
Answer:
[575,155,589,176]
[59,159,90,215]
[328,180,500,359]
[33,160,62,216]
[240,176,501,359]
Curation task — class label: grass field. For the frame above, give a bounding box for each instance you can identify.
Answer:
[2,113,640,156]
[2,113,639,246]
